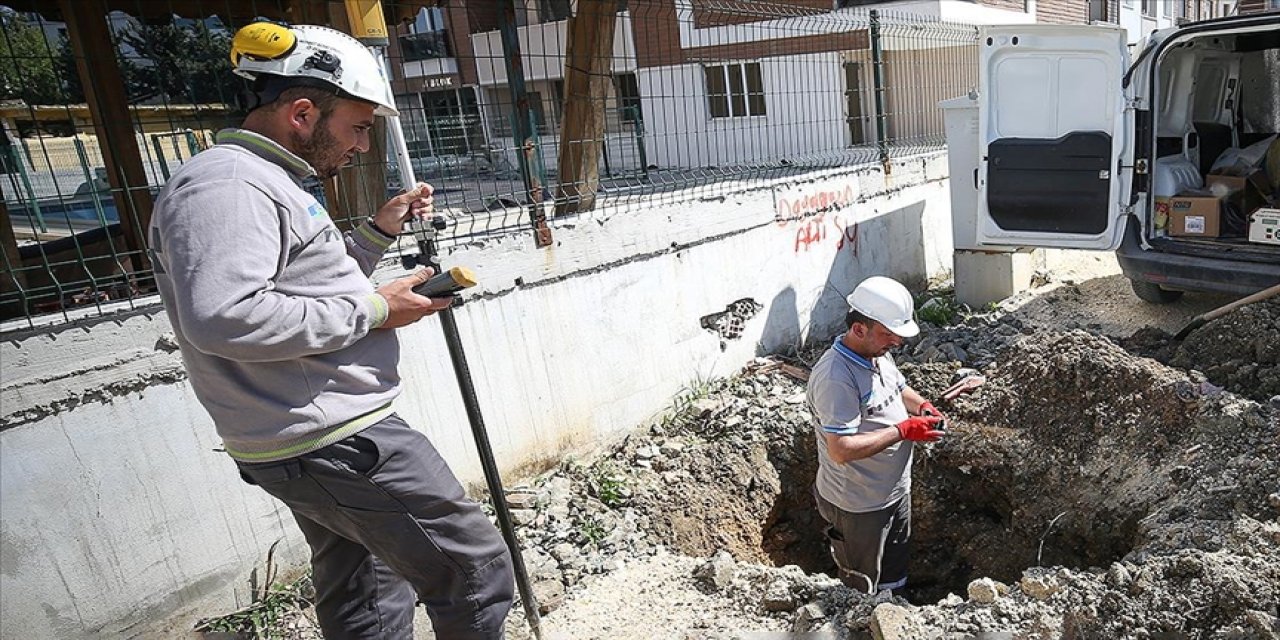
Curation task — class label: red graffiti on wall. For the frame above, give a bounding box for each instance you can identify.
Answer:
[793,216,828,252]
[791,213,859,255]
[834,216,859,256]
[775,184,855,225]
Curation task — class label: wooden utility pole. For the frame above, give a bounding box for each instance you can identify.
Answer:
[327,0,391,230]
[0,200,28,320]
[554,0,617,216]
[59,0,155,282]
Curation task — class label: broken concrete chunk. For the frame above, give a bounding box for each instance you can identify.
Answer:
[943,343,969,363]
[522,548,560,583]
[636,445,661,460]
[1268,492,1280,512]
[761,579,796,612]
[545,477,572,506]
[510,508,537,527]
[694,550,737,591]
[505,491,539,510]
[691,398,723,417]
[1019,574,1061,600]
[1106,563,1132,589]
[791,602,826,632]
[967,577,1000,604]
[785,392,807,405]
[870,603,924,640]
[154,334,180,352]
[1244,610,1278,636]
[551,542,580,564]
[659,441,686,457]
[532,578,565,614]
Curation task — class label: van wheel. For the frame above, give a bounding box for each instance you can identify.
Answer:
[1130,279,1184,304]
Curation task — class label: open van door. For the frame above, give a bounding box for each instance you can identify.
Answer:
[975,25,1132,250]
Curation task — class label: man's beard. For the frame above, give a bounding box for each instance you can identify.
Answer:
[289,119,347,179]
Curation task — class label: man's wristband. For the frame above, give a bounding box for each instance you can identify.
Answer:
[367,218,397,239]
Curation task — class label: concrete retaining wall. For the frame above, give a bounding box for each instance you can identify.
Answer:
[0,153,952,638]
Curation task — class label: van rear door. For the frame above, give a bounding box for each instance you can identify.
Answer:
[975,25,1132,250]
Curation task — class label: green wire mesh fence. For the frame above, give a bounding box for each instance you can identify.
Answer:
[0,0,977,328]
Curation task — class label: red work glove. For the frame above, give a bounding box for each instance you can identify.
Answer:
[918,401,947,421]
[896,415,944,442]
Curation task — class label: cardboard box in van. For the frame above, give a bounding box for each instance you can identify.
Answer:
[1164,193,1223,238]
[1205,169,1273,217]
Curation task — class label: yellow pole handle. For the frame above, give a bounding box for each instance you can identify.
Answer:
[344,0,389,46]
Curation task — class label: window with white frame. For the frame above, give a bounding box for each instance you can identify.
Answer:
[704,62,766,118]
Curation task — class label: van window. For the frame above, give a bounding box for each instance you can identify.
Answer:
[1159,63,1176,118]
[1192,63,1227,122]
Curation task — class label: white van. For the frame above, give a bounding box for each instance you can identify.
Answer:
[946,13,1280,303]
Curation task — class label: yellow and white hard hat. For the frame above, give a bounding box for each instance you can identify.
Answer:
[846,276,919,338]
[230,22,397,117]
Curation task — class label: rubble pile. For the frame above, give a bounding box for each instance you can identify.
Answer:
[499,319,1280,639]
[232,293,1280,638]
[1124,297,1280,403]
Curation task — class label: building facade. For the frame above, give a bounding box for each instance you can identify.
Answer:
[385,0,1253,180]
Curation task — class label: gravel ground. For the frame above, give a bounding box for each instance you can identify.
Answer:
[204,251,1280,639]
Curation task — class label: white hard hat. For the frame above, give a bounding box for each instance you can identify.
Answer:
[231,23,398,117]
[846,276,919,338]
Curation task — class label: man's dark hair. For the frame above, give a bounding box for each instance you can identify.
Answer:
[845,308,875,330]
[265,85,340,118]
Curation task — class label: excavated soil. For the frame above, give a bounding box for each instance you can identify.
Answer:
[230,292,1280,639]
[497,315,1280,639]
[1123,297,1280,404]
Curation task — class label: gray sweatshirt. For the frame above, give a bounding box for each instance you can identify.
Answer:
[150,129,400,462]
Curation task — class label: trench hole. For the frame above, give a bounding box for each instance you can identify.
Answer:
[757,428,1148,605]
[638,340,1190,606]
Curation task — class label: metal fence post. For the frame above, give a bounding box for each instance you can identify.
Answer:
[870,9,890,170]
[497,0,553,247]
[150,135,172,182]
[633,106,648,182]
[73,137,109,227]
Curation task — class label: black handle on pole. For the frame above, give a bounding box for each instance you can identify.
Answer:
[438,308,543,637]
[413,226,544,639]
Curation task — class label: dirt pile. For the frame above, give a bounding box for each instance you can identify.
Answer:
[498,359,827,620]
[220,295,1280,638]
[906,330,1280,636]
[1123,297,1280,404]
[498,322,1279,639]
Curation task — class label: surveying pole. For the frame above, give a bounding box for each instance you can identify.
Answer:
[343,2,544,637]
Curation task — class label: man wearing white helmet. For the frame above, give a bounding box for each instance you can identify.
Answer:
[805,276,945,595]
[149,23,512,639]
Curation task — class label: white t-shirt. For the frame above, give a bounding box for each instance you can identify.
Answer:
[806,339,912,513]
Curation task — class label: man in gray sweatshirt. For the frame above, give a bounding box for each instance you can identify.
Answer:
[149,23,512,639]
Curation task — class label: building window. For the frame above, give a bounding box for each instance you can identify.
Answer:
[413,6,446,32]
[400,31,451,62]
[1089,0,1110,22]
[613,73,642,125]
[401,7,451,62]
[1141,0,1154,16]
[705,62,765,119]
[539,0,573,22]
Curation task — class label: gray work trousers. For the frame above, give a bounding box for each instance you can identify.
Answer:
[814,487,911,594]
[237,414,514,639]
